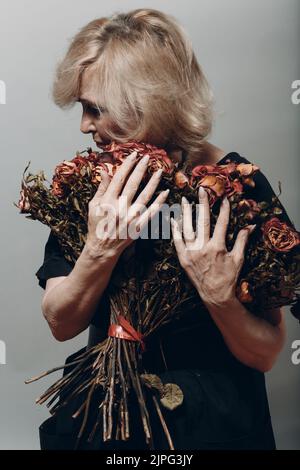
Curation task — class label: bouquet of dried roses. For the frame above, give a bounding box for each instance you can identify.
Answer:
[16,141,300,449]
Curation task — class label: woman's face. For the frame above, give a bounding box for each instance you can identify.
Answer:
[77,67,177,155]
[78,67,114,147]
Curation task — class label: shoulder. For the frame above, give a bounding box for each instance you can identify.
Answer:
[220,151,295,227]
[220,151,273,197]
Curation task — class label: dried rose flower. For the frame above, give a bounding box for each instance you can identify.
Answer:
[51,178,64,197]
[147,153,174,175]
[54,160,79,178]
[262,217,300,252]
[190,164,246,206]
[236,163,259,176]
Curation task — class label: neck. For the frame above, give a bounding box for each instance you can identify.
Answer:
[166,141,227,168]
[185,141,226,167]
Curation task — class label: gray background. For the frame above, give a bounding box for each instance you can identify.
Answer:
[0,0,299,450]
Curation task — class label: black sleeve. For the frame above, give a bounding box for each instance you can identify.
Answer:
[231,153,295,228]
[35,230,75,289]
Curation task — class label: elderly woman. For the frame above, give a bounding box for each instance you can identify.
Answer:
[36,8,289,450]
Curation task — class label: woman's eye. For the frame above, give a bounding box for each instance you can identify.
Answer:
[83,103,102,118]
[88,106,101,117]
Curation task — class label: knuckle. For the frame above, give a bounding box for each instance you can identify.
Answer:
[131,185,139,193]
[181,256,190,269]
[210,243,226,255]
[241,228,250,237]
[209,243,219,252]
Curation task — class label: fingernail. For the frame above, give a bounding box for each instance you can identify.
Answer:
[245,224,256,232]
[142,154,150,163]
[156,168,163,177]
[199,186,205,197]
[130,151,138,159]
[164,189,170,195]
[182,196,187,204]
[221,196,228,205]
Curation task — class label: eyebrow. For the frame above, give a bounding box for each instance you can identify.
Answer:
[77,98,106,111]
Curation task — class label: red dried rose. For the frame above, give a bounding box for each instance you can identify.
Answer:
[51,178,64,197]
[72,155,91,168]
[190,167,235,206]
[262,217,300,252]
[147,153,174,175]
[54,160,79,178]
[100,140,175,176]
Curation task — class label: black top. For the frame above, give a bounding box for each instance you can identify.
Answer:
[35,152,292,449]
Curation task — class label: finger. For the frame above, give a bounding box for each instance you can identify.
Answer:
[91,169,111,203]
[121,154,150,204]
[196,186,210,247]
[212,196,230,248]
[105,150,138,199]
[231,224,256,264]
[133,189,170,234]
[170,217,186,256]
[182,196,195,243]
[133,168,163,207]
[170,216,188,268]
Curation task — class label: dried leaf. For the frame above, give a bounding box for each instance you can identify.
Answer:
[140,374,164,394]
[160,383,184,410]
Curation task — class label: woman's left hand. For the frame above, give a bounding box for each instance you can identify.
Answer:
[170,187,256,307]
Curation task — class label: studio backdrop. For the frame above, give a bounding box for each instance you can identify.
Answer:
[0,0,299,450]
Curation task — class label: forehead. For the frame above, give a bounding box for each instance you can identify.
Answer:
[79,66,100,103]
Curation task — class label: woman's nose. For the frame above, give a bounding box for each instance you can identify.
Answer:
[80,113,96,134]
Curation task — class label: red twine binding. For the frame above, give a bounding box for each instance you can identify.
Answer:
[108,315,146,352]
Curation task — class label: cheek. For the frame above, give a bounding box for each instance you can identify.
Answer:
[96,117,119,138]
[95,116,109,134]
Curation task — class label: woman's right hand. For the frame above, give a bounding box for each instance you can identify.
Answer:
[86,150,169,261]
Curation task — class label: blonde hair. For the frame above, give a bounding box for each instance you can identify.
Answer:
[52,8,214,155]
